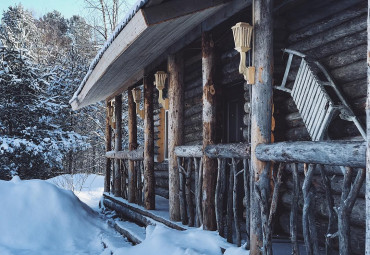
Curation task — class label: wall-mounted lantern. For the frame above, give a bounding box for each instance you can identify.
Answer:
[133,87,145,119]
[109,99,116,128]
[231,22,255,84]
[154,71,169,110]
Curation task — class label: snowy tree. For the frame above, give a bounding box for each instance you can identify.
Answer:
[0,6,91,179]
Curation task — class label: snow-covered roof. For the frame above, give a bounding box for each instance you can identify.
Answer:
[69,0,149,108]
[69,0,245,110]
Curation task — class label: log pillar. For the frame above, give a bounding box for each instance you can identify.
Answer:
[201,31,217,231]
[128,88,138,203]
[250,0,274,254]
[104,100,112,193]
[114,94,122,197]
[366,2,370,253]
[168,53,184,221]
[143,77,155,210]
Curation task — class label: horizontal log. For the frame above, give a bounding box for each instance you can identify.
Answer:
[205,143,250,159]
[288,3,366,43]
[286,0,363,32]
[184,131,203,144]
[184,104,203,118]
[154,162,168,171]
[175,145,203,158]
[306,30,366,59]
[106,148,144,160]
[155,177,169,188]
[155,187,169,199]
[154,171,169,179]
[256,141,365,168]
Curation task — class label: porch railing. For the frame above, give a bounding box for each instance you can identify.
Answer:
[256,140,366,255]
[106,148,144,205]
[175,143,250,247]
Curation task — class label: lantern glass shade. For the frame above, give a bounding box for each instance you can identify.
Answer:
[154,71,167,91]
[133,88,142,103]
[231,22,253,53]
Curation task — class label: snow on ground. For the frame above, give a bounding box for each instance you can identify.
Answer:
[48,174,105,210]
[0,175,129,255]
[0,174,248,255]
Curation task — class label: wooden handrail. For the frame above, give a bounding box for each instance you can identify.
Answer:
[174,143,250,159]
[174,145,203,158]
[255,141,365,168]
[106,148,144,160]
[205,143,250,159]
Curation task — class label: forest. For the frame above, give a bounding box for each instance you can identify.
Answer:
[0,4,110,180]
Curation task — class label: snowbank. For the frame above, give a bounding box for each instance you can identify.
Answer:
[48,174,105,210]
[113,225,224,255]
[0,176,104,255]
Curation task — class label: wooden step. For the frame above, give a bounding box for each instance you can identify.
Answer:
[108,219,146,245]
[103,193,186,231]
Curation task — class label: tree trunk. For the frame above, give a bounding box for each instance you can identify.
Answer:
[114,95,122,197]
[250,0,274,254]
[201,31,217,231]
[105,101,112,193]
[168,52,184,221]
[143,77,155,210]
[128,88,138,203]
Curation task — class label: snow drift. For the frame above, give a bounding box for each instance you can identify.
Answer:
[0,176,103,255]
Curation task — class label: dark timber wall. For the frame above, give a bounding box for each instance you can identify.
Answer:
[273,1,366,254]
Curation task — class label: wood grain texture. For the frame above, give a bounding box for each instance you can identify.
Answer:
[201,31,217,231]
[250,0,274,254]
[143,77,155,210]
[128,89,138,203]
[114,95,122,197]
[168,53,184,221]
[256,141,366,168]
[105,101,112,193]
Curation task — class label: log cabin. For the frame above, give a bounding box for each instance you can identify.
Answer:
[70,0,370,254]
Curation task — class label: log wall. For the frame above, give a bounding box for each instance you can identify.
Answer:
[273,1,367,254]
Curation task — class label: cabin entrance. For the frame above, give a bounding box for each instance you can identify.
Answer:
[222,83,244,143]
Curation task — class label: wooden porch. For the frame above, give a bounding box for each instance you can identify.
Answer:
[70,0,370,254]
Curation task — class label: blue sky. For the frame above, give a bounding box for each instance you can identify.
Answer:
[0,0,138,19]
[0,0,85,19]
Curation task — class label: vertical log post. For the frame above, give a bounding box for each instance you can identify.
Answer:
[168,53,184,221]
[215,158,227,237]
[178,157,188,225]
[114,95,122,197]
[290,163,300,255]
[202,31,217,231]
[232,158,241,247]
[250,0,274,254]
[128,88,138,203]
[366,2,370,253]
[104,101,112,193]
[143,77,155,210]
[185,159,195,227]
[319,165,337,254]
[227,163,234,243]
[244,159,250,249]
